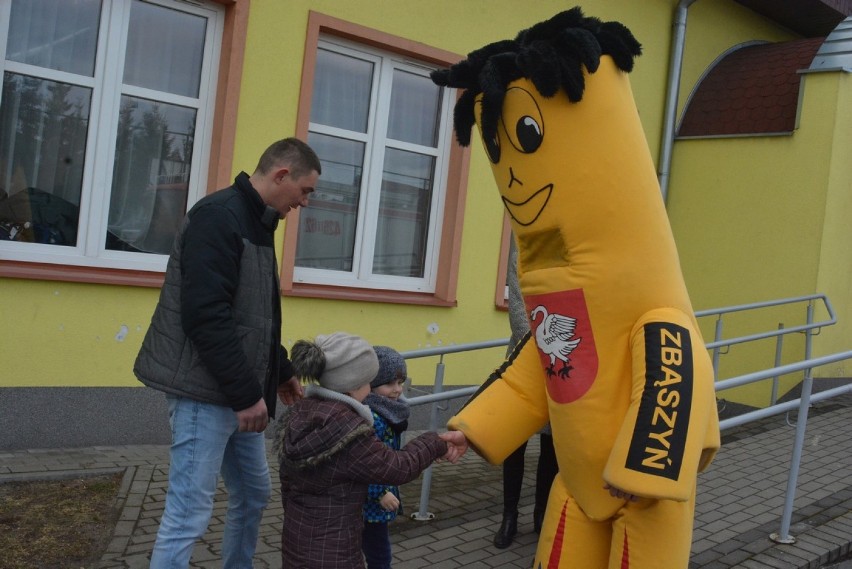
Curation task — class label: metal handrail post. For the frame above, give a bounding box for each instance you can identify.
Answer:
[771,323,784,405]
[411,358,445,521]
[712,317,723,380]
[771,302,816,543]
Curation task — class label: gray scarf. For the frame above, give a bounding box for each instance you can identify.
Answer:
[363,393,410,432]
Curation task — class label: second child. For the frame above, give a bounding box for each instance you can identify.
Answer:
[361,346,411,569]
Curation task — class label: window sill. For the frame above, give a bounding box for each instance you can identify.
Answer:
[283,282,457,307]
[0,260,165,287]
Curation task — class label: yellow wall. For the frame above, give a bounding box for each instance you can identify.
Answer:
[667,65,852,405]
[1,280,165,386]
[1,0,838,404]
[814,72,852,367]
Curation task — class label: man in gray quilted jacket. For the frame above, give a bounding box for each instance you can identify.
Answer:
[134,138,321,568]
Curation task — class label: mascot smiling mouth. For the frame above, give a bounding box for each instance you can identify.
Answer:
[502,184,553,226]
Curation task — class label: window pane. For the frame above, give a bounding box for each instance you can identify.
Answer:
[310,49,372,133]
[296,132,364,271]
[6,0,101,77]
[107,96,195,254]
[387,69,441,147]
[373,148,434,278]
[0,73,90,246]
[123,0,206,98]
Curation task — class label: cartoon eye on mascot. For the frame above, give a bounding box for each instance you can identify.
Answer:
[431,8,721,569]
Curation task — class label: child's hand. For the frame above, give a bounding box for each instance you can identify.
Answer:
[380,491,400,512]
[438,430,468,463]
[277,376,304,405]
[604,483,639,502]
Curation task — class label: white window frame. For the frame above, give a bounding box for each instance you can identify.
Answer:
[293,36,454,294]
[0,0,223,272]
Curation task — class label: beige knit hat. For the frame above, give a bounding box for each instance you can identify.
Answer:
[315,332,379,393]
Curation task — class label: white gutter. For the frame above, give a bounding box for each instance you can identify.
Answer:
[658,0,700,204]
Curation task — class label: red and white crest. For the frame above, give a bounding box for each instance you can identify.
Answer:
[524,289,598,403]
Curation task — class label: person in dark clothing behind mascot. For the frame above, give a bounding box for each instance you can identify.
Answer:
[276,333,464,569]
[134,138,321,568]
[431,8,720,569]
[493,246,558,550]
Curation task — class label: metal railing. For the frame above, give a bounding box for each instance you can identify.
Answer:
[401,339,507,520]
[400,294,852,543]
[695,293,836,406]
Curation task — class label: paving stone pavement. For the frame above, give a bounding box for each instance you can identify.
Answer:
[1,395,850,569]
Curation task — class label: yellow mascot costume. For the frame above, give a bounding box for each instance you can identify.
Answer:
[431,8,720,569]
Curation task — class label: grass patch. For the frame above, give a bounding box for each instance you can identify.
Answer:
[0,472,124,569]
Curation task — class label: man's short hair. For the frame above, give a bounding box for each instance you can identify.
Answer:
[255,138,322,179]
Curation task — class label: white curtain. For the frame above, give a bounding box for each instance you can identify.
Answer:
[6,0,101,77]
[123,0,206,98]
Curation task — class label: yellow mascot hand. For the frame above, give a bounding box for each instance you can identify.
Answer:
[448,334,548,465]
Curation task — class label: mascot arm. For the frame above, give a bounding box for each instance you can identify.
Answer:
[447,336,548,465]
[604,308,720,501]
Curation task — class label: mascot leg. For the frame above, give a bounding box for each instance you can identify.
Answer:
[534,479,697,568]
[607,488,696,569]
[533,478,610,569]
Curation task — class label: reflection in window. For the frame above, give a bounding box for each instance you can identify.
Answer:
[0,0,220,269]
[107,97,196,254]
[296,132,363,271]
[374,148,434,277]
[0,73,90,246]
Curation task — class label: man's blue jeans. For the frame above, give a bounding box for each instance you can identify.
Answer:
[149,396,271,568]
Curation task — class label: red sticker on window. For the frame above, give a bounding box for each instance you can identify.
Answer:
[524,289,598,404]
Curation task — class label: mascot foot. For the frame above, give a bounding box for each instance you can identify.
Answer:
[493,511,518,548]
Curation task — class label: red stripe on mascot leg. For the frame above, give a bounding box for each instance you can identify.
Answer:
[547,500,569,569]
[621,528,630,569]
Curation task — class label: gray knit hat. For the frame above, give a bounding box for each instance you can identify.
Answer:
[371,346,407,389]
[308,332,378,393]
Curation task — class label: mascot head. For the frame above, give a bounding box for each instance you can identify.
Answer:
[431,7,641,149]
[430,8,675,276]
